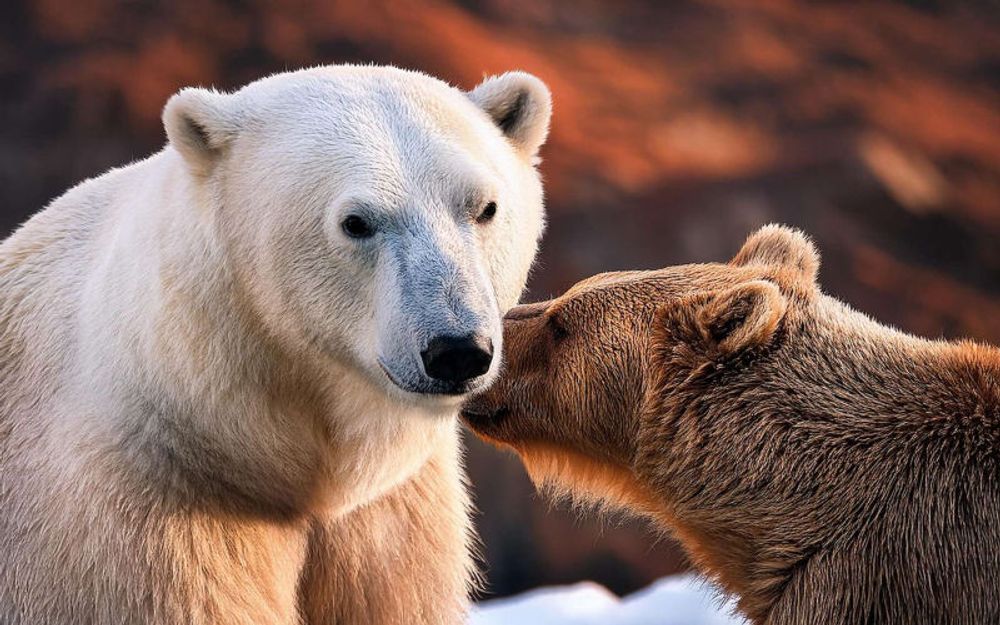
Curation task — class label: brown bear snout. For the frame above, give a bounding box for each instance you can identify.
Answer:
[460,302,549,436]
[503,300,549,321]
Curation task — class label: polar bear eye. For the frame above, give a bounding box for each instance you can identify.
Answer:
[341,214,375,239]
[476,201,498,224]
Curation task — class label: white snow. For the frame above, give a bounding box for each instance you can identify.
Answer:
[470,574,747,625]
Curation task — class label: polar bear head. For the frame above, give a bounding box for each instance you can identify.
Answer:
[162,66,550,408]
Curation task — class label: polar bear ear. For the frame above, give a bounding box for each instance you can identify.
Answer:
[731,224,819,292]
[163,87,238,174]
[467,71,552,158]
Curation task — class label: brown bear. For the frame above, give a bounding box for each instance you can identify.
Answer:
[462,225,1000,625]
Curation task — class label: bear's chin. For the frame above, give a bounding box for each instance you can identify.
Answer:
[373,360,485,411]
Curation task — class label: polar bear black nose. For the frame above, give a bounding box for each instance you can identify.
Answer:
[421,335,494,384]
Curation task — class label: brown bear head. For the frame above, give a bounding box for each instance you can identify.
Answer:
[461,224,819,509]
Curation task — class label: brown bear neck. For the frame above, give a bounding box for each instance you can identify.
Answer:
[637,297,1000,623]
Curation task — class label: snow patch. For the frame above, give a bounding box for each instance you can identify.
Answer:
[470,574,747,625]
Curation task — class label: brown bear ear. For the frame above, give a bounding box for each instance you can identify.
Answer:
[163,87,238,174]
[467,71,552,159]
[731,224,819,291]
[696,280,788,356]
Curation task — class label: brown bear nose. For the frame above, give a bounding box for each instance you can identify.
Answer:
[421,335,493,384]
[504,300,549,321]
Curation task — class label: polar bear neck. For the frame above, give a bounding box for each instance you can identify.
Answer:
[1,149,455,520]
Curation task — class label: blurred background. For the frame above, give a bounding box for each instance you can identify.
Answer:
[2,0,998,601]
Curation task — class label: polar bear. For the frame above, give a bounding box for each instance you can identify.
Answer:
[0,65,551,624]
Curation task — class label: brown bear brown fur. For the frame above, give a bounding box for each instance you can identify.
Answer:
[462,225,1000,625]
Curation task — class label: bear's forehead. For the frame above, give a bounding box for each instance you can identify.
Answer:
[238,68,487,140]
[555,264,761,317]
[233,72,511,184]
[563,264,735,297]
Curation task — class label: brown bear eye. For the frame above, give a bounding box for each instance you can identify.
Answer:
[549,315,569,341]
[341,214,375,239]
[476,201,498,224]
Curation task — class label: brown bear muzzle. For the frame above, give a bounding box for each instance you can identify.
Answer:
[503,300,549,321]
[461,299,551,436]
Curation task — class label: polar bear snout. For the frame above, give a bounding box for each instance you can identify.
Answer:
[421,334,494,385]
[370,225,506,399]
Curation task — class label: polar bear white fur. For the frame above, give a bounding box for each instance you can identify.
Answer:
[0,65,551,624]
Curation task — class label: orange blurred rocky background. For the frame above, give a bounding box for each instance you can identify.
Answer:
[2,0,997,599]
